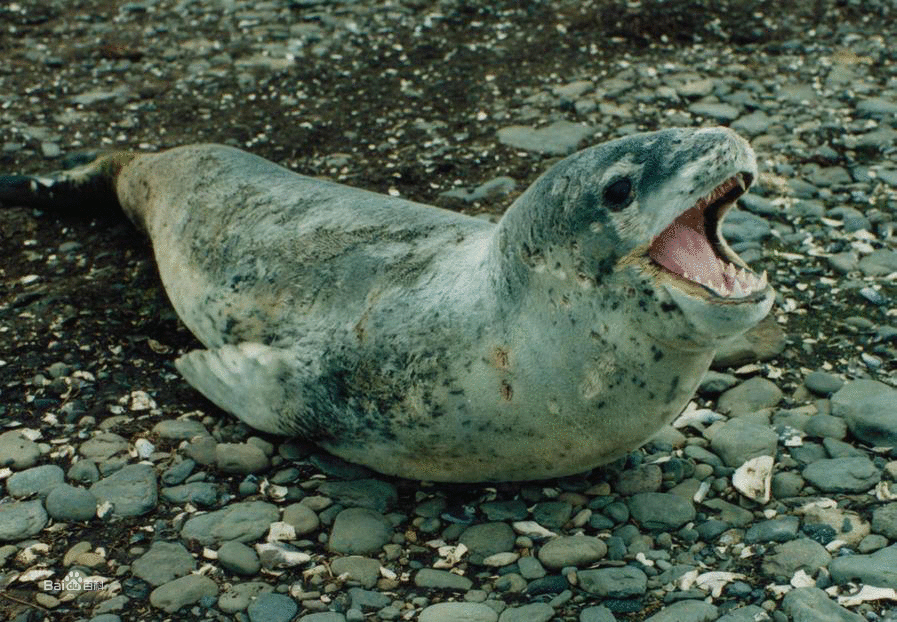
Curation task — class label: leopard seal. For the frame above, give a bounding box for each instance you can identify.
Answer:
[0,127,774,482]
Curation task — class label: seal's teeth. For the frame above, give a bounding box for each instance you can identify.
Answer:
[731,279,748,298]
[716,281,732,297]
[758,270,768,290]
[725,262,736,279]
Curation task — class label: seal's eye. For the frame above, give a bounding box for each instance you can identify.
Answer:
[603,178,632,208]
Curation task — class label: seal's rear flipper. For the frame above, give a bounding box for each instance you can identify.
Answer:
[0,152,135,213]
[175,343,304,436]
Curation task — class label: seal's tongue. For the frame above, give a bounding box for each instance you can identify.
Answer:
[649,204,725,290]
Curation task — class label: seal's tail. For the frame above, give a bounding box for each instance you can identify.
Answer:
[0,152,136,213]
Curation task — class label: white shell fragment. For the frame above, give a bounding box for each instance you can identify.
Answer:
[837,585,897,607]
[733,455,774,503]
[511,521,557,538]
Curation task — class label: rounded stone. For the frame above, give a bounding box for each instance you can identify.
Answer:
[459,522,516,560]
[218,540,262,576]
[414,568,473,591]
[537,535,607,569]
[149,574,218,613]
[215,443,270,474]
[331,556,381,588]
[282,502,321,535]
[579,566,647,597]
[45,484,98,521]
[0,499,48,542]
[419,602,498,622]
[89,463,158,517]
[627,492,695,531]
[6,464,65,498]
[498,602,554,622]
[0,430,41,469]
[181,501,279,546]
[802,457,881,493]
[247,592,298,622]
[872,503,897,539]
[328,508,392,555]
[132,541,196,586]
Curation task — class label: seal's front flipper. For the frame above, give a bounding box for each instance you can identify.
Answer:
[175,343,305,436]
[0,152,135,212]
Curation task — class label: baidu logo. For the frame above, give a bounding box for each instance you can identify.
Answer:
[42,569,105,592]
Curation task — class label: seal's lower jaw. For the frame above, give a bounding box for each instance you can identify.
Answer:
[638,172,775,342]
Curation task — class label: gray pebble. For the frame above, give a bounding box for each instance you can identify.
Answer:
[579,566,647,597]
[803,414,847,440]
[414,568,472,591]
[161,458,196,485]
[181,501,279,546]
[0,430,42,469]
[518,555,546,579]
[628,493,695,531]
[459,522,516,561]
[68,460,100,484]
[317,479,397,513]
[530,501,573,528]
[537,535,607,569]
[580,605,616,622]
[802,457,881,493]
[89,463,157,517]
[832,380,897,446]
[419,602,498,622]
[644,600,717,622]
[6,464,64,498]
[497,121,594,156]
[0,499,48,541]
[161,482,220,507]
[858,534,889,553]
[215,442,269,474]
[871,503,897,539]
[331,555,380,588]
[132,541,196,586]
[247,592,298,622]
[717,377,782,417]
[79,432,129,461]
[219,540,262,576]
[709,418,778,467]
[698,371,738,395]
[218,582,273,614]
[716,605,772,622]
[829,544,897,589]
[45,483,97,521]
[744,516,799,544]
[689,101,740,122]
[298,613,347,622]
[770,472,805,498]
[781,587,864,622]
[498,602,554,622]
[149,574,218,613]
[152,419,210,440]
[614,464,662,495]
[283,502,321,535]
[328,507,392,555]
[481,500,528,521]
[804,371,844,396]
[349,587,391,611]
[761,538,831,580]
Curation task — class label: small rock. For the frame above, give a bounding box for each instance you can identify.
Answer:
[282,502,321,535]
[45,484,98,521]
[628,492,695,531]
[247,592,298,622]
[644,599,717,622]
[414,568,472,591]
[317,479,397,513]
[831,380,897,446]
[498,602,554,622]
[459,522,516,561]
[132,541,196,586]
[215,443,269,474]
[802,457,881,493]
[331,556,381,588]
[712,316,786,368]
[745,516,799,544]
[497,121,594,155]
[710,419,778,467]
[152,419,210,440]
[579,566,647,597]
[218,541,262,576]
[419,602,498,622]
[717,377,783,417]
[218,582,273,614]
[872,503,897,539]
[0,430,42,469]
[537,535,607,569]
[761,538,831,579]
[6,464,65,498]
[328,508,392,555]
[580,606,616,622]
[149,574,218,613]
[181,501,279,546]
[804,371,844,396]
[0,500,48,541]
[781,587,864,622]
[89,463,158,517]
[829,544,897,589]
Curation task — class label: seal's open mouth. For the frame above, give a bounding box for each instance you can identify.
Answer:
[647,173,767,299]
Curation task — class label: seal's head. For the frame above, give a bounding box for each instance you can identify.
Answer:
[500,126,774,351]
